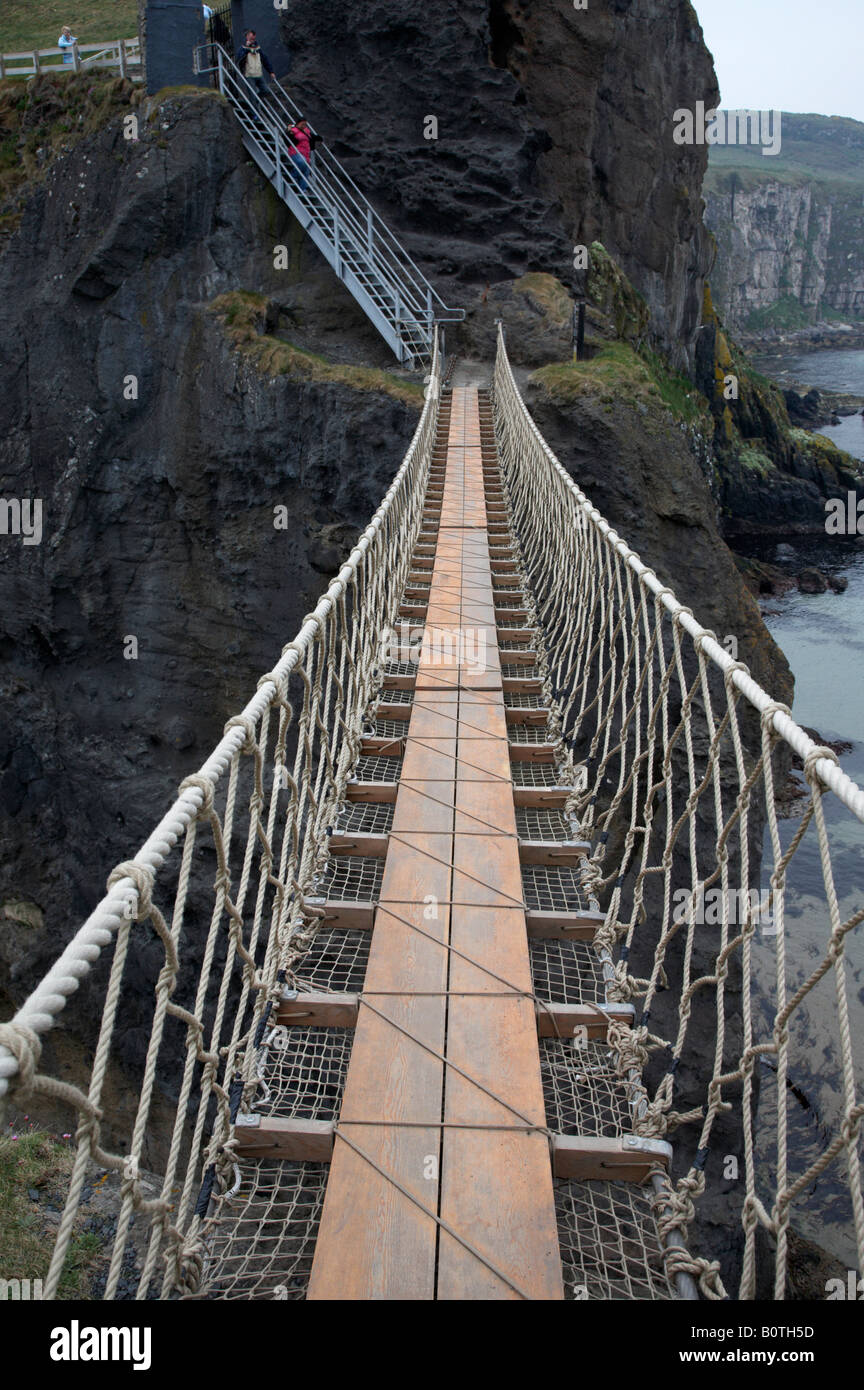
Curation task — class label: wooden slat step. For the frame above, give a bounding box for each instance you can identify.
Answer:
[347,780,400,801]
[503,677,542,693]
[551,1135,671,1182]
[518,838,591,865]
[313,901,376,929]
[329,832,389,857]
[375,702,414,719]
[498,649,537,664]
[277,991,360,1027]
[505,708,551,725]
[536,1001,635,1039]
[274,994,635,1042]
[360,736,406,757]
[509,743,556,761]
[233,1116,335,1161]
[382,674,417,690]
[525,908,604,937]
[513,787,572,806]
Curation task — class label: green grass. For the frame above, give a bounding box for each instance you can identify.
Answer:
[743,296,814,335]
[210,292,425,406]
[0,1,137,55]
[0,1130,99,1298]
[0,72,136,242]
[706,113,864,193]
[531,340,709,427]
[737,443,774,477]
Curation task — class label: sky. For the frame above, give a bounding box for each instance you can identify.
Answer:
[694,0,864,123]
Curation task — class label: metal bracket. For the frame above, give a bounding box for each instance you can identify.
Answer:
[234,1113,261,1129]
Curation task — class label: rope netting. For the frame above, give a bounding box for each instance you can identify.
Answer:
[493,323,864,1299]
[2,316,862,1302]
[0,339,442,1300]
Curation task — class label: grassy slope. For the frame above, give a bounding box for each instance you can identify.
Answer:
[0,1131,98,1297]
[0,1,137,54]
[705,112,864,192]
[532,341,710,429]
[211,291,425,406]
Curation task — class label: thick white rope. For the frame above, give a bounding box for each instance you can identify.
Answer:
[0,338,442,1100]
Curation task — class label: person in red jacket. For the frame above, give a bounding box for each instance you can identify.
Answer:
[287,119,313,192]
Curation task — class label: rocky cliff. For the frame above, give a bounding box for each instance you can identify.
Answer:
[705,113,864,336]
[282,0,718,366]
[0,4,797,1241]
[0,84,420,1102]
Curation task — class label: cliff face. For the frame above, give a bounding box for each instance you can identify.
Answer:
[281,0,718,364]
[705,114,864,333]
[0,89,419,1068]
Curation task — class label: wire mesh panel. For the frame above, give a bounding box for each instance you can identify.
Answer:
[555,1180,676,1301]
[291,929,371,994]
[510,760,564,787]
[197,1160,328,1301]
[368,718,411,740]
[504,692,547,709]
[256,1027,354,1120]
[508,723,552,744]
[353,754,404,783]
[522,865,591,913]
[375,687,414,706]
[501,663,541,681]
[334,800,395,835]
[530,938,605,1006]
[318,855,385,903]
[516,807,577,842]
[540,1038,639,1137]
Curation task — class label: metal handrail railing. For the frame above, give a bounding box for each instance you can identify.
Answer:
[194,42,463,349]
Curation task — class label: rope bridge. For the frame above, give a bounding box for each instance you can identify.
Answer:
[1,326,862,1300]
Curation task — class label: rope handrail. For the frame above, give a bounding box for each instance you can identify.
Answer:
[492,322,864,1300]
[0,336,441,1107]
[493,324,864,821]
[2,323,861,1302]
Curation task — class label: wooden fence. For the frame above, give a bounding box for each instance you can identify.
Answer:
[0,38,142,81]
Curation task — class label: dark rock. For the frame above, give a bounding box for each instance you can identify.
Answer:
[828,573,849,593]
[798,567,829,594]
[281,0,718,365]
[0,90,420,1138]
[784,388,827,426]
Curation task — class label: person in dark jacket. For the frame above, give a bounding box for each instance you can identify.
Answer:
[287,120,313,192]
[235,30,274,120]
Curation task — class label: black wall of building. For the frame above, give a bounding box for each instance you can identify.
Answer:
[145,0,210,93]
[230,0,291,76]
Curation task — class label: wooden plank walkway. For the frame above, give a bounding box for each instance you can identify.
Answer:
[307,387,563,1300]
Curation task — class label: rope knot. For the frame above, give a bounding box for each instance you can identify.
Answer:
[759,700,792,737]
[106,860,155,920]
[223,713,258,752]
[0,1021,43,1095]
[803,743,839,787]
[693,627,718,655]
[178,773,216,819]
[722,659,750,694]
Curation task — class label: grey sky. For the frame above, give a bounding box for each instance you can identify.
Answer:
[694,0,863,123]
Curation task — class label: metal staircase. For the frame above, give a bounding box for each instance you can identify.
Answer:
[194,44,464,366]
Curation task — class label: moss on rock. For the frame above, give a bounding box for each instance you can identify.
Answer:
[210,291,424,406]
